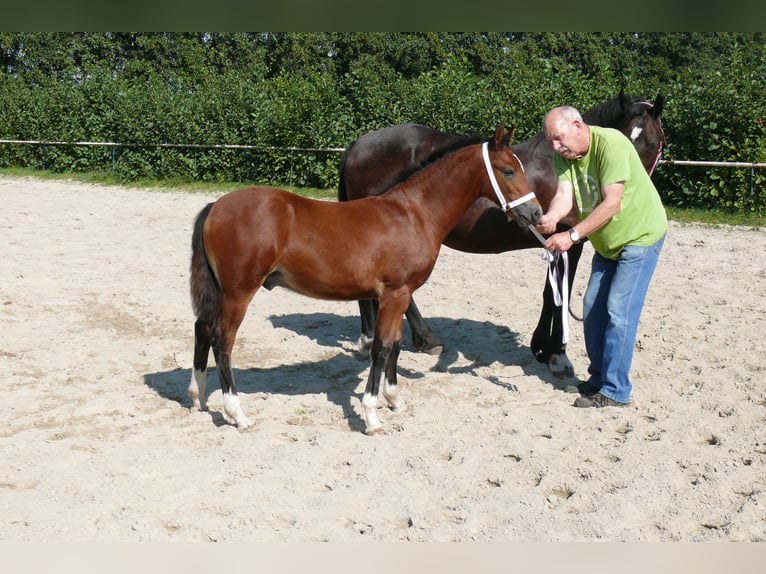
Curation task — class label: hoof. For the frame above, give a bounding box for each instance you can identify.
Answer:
[221,411,253,430]
[413,333,444,355]
[548,354,575,379]
[422,343,444,356]
[414,339,444,355]
[237,417,254,431]
[364,426,386,436]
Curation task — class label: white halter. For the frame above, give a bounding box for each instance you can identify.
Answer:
[481,142,536,213]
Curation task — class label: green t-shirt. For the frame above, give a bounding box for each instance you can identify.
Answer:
[554,125,667,260]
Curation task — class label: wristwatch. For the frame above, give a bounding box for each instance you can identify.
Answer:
[569,228,581,244]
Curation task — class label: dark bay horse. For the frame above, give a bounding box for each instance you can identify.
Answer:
[339,91,665,379]
[189,125,541,435]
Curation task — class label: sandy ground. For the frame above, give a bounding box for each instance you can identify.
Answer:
[1,174,765,542]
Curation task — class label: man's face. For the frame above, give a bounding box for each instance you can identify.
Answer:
[545,117,583,160]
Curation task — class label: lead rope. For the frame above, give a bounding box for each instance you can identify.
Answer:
[528,225,569,345]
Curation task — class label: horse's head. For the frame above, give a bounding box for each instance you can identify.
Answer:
[582,91,667,177]
[485,124,542,227]
[617,91,666,176]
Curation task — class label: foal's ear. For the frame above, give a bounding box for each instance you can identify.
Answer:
[492,124,516,149]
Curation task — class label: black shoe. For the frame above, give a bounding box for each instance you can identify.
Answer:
[563,381,600,395]
[576,382,600,397]
[574,392,629,408]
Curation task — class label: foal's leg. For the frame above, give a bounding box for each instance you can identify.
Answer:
[361,291,407,435]
[382,340,403,412]
[361,336,390,435]
[188,318,212,411]
[210,295,254,429]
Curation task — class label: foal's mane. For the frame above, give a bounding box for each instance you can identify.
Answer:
[371,131,486,197]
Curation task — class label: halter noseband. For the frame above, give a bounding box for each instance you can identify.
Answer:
[481,142,536,213]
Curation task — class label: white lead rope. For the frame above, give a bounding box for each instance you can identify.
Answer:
[528,225,570,345]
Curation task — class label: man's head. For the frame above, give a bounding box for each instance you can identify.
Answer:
[543,106,590,160]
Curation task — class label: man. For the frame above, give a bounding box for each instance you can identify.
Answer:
[535,105,667,408]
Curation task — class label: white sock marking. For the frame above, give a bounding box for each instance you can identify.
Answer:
[188,369,208,411]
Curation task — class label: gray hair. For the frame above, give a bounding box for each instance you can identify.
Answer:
[543,106,583,131]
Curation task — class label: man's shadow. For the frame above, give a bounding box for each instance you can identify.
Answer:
[145,312,562,431]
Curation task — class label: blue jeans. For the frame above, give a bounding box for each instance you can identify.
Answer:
[582,234,665,403]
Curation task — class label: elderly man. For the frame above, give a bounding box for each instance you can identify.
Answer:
[535,105,667,408]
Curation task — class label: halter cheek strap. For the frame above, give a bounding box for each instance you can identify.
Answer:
[648,117,665,177]
[481,142,536,213]
[637,101,666,178]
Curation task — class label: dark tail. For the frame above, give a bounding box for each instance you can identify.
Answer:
[190,203,221,321]
[337,148,350,203]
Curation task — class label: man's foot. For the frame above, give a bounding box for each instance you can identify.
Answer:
[577,382,600,397]
[574,392,629,408]
[563,381,600,396]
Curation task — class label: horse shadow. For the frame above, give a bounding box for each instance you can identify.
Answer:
[267,312,564,390]
[144,312,566,431]
[144,351,372,432]
[144,313,370,431]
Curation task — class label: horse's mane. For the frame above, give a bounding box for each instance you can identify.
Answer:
[582,94,647,127]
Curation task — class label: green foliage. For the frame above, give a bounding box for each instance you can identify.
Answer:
[0,32,764,210]
[652,36,766,212]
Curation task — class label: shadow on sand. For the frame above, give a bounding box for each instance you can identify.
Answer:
[144,311,565,431]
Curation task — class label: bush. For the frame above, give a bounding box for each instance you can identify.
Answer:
[0,33,763,212]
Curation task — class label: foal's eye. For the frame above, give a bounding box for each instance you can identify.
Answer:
[503,168,516,177]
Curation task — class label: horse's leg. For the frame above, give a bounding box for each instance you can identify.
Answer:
[357,298,378,358]
[361,290,408,435]
[530,276,557,365]
[210,295,254,430]
[405,297,444,355]
[189,318,212,412]
[382,339,403,412]
[361,335,389,435]
[540,243,584,379]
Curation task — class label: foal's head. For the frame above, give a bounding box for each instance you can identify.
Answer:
[484,124,542,227]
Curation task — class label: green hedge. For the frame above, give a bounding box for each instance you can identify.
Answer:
[0,33,764,212]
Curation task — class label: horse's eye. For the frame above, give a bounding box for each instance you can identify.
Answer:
[503,168,516,177]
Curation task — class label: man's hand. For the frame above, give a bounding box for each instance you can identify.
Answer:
[535,213,558,235]
[544,231,575,253]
